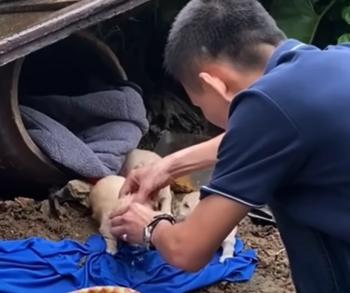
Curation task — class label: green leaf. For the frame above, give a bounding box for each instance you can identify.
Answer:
[338,33,350,43]
[270,0,318,43]
[270,0,336,44]
[342,5,350,24]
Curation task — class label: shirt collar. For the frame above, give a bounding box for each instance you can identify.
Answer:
[264,39,305,74]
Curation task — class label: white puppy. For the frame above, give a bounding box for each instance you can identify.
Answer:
[175,191,238,263]
[89,175,132,255]
[121,149,173,214]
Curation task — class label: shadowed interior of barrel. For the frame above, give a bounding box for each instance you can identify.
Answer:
[12,33,129,190]
[18,33,126,97]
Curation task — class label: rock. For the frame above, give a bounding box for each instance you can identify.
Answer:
[66,180,92,208]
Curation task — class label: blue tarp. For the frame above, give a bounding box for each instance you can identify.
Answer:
[0,235,257,293]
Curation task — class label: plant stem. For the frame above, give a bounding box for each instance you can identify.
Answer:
[309,0,337,44]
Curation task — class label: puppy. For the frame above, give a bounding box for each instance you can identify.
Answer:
[89,149,173,254]
[89,175,132,255]
[175,191,238,263]
[121,149,173,214]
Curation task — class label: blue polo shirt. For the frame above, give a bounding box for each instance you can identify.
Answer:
[201,39,350,243]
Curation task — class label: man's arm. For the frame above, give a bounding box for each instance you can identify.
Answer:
[162,133,224,178]
[151,195,249,272]
[120,133,224,199]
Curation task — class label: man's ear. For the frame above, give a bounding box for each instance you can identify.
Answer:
[198,72,230,102]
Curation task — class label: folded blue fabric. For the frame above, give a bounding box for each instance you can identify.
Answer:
[0,235,257,293]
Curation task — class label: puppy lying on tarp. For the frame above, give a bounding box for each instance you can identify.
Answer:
[89,149,173,254]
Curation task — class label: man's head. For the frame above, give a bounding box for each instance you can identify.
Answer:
[164,0,285,128]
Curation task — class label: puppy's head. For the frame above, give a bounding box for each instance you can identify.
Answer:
[121,149,161,177]
[175,191,200,222]
[89,175,126,220]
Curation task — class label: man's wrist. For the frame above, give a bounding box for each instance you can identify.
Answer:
[150,220,173,248]
[143,214,176,250]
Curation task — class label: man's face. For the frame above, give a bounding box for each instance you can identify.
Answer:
[182,60,264,129]
[184,84,231,130]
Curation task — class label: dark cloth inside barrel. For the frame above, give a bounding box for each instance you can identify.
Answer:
[19,85,149,179]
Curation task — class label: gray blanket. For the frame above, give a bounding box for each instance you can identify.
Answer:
[20,86,149,179]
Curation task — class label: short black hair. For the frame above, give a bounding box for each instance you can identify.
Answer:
[164,0,286,88]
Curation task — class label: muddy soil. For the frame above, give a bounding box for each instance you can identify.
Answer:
[0,195,295,293]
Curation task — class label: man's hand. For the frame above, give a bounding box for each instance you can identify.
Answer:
[120,133,224,203]
[109,202,161,244]
[110,193,250,272]
[119,160,173,203]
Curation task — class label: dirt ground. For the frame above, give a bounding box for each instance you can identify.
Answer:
[0,193,295,293]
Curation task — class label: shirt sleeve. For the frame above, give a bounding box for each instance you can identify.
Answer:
[200,90,305,208]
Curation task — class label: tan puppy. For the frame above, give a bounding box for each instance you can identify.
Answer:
[90,149,173,255]
[89,175,132,255]
[175,191,238,263]
[121,149,173,214]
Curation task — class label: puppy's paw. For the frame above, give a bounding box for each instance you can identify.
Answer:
[105,238,118,255]
[220,241,235,263]
[219,251,234,263]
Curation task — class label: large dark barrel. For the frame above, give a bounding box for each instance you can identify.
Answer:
[0,32,127,197]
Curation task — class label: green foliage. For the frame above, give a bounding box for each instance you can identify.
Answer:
[338,32,350,42]
[268,0,337,44]
[341,5,350,24]
[263,0,350,45]
[338,4,350,43]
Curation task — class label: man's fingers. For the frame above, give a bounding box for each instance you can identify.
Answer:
[110,215,124,227]
[141,180,156,194]
[131,192,147,204]
[109,204,129,219]
[119,170,140,196]
[133,182,155,203]
[119,179,132,197]
[110,226,128,239]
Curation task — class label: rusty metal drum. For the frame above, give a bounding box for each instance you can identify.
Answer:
[0,32,127,197]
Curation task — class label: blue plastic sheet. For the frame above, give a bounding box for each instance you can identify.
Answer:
[0,235,257,293]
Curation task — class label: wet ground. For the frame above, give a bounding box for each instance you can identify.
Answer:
[0,189,295,293]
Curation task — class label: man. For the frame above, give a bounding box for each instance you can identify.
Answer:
[110,0,350,292]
